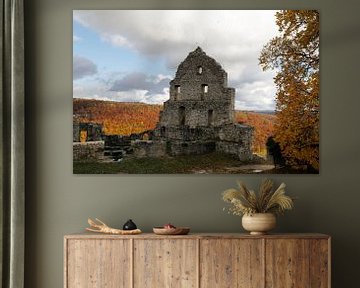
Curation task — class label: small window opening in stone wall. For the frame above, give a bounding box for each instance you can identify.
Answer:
[174,85,180,100]
[80,130,87,143]
[208,110,214,126]
[175,85,180,94]
[202,84,208,93]
[197,66,203,74]
[179,106,186,125]
[142,133,149,140]
[161,126,166,137]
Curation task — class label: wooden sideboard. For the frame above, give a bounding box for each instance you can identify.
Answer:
[64,233,330,288]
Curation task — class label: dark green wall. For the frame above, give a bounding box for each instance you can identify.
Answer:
[24,0,360,287]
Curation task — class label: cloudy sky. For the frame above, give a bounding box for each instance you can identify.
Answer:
[73,10,278,111]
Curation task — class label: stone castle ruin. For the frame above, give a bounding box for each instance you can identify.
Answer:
[133,47,253,160]
[73,47,254,161]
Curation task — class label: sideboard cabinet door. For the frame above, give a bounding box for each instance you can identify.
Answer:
[200,239,264,288]
[265,239,329,288]
[134,239,198,288]
[66,239,131,288]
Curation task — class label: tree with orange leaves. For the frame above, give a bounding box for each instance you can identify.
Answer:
[259,10,319,171]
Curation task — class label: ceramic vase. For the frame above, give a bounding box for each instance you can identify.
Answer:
[242,213,276,235]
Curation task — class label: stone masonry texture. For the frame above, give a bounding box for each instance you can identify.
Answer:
[144,47,254,160]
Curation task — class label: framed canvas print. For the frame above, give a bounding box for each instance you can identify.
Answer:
[72,10,319,174]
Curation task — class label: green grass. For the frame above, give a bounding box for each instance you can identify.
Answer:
[73,152,244,174]
[73,161,126,174]
[73,153,317,174]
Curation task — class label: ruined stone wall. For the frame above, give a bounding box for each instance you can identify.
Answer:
[151,125,217,155]
[73,123,80,142]
[132,140,167,158]
[152,123,253,160]
[73,122,103,142]
[167,141,216,156]
[218,124,253,143]
[216,124,254,160]
[160,99,234,128]
[159,47,235,128]
[169,47,228,102]
[73,141,104,161]
[153,125,217,141]
[216,142,252,161]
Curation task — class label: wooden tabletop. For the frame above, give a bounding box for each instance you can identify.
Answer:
[64,232,330,240]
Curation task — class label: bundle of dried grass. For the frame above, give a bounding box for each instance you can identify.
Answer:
[222,179,294,216]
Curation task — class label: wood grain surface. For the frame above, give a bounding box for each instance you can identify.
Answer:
[64,233,330,288]
[309,239,330,288]
[265,239,311,288]
[200,239,264,288]
[133,239,198,288]
[65,239,131,288]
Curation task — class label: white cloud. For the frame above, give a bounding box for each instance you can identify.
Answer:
[145,88,170,104]
[101,33,133,48]
[154,74,172,84]
[235,80,276,110]
[73,75,170,105]
[73,10,279,110]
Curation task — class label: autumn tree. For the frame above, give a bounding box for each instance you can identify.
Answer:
[259,10,319,171]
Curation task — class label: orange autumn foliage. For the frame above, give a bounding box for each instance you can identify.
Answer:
[73,98,162,135]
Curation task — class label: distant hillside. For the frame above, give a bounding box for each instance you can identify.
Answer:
[73,98,276,155]
[73,98,162,135]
